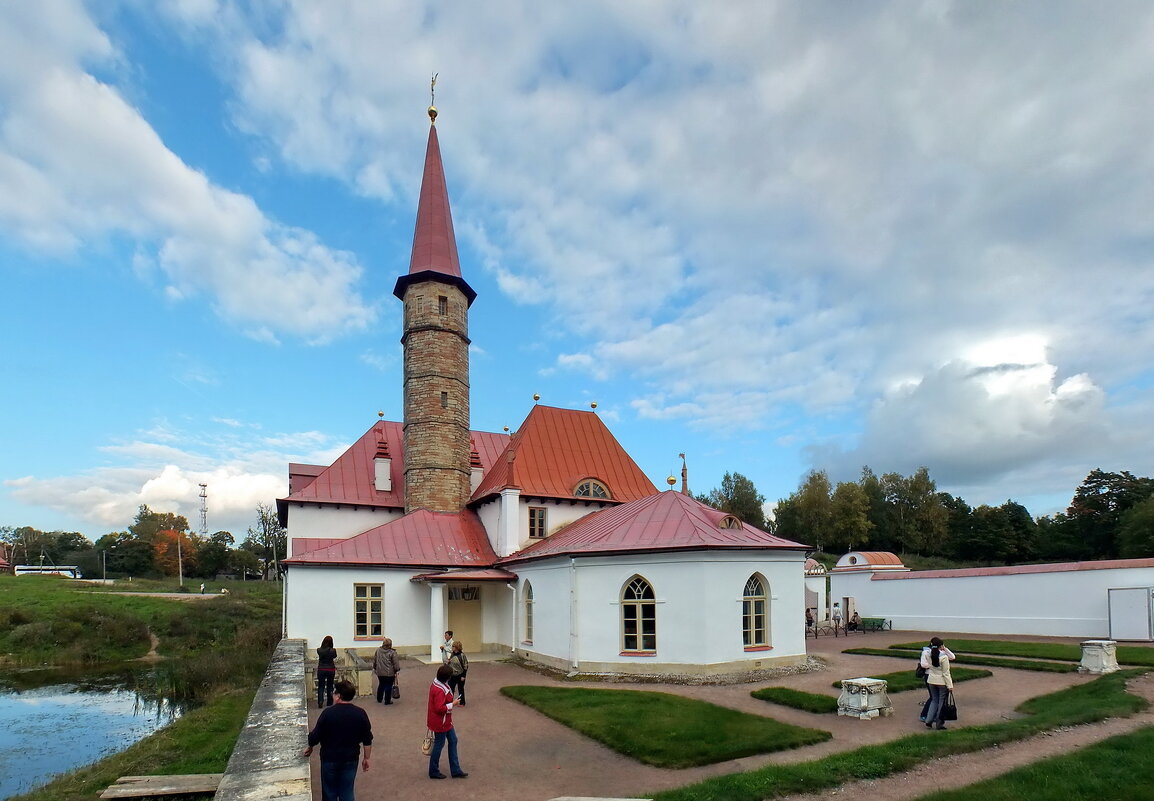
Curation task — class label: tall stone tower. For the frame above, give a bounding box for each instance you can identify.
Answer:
[393,108,476,513]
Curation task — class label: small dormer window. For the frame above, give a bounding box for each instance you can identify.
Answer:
[848,556,858,565]
[720,515,741,529]
[574,479,610,499]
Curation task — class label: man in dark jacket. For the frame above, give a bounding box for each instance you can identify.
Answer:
[302,680,373,801]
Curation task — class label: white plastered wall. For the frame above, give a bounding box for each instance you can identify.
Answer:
[286,565,428,650]
[512,550,808,674]
[830,564,1154,637]
[475,496,614,558]
[288,504,404,541]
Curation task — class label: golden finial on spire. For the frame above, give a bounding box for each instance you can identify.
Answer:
[428,73,438,124]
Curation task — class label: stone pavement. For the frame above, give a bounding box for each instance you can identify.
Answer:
[303,631,1143,801]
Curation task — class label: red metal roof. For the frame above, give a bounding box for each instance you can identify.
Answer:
[282,420,509,511]
[284,509,497,568]
[393,123,476,305]
[291,537,344,556]
[471,405,656,504]
[410,568,518,582]
[500,489,810,565]
[288,463,325,495]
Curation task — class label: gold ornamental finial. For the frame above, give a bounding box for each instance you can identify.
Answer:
[428,73,438,124]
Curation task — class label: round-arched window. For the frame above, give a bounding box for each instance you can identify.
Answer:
[574,479,611,499]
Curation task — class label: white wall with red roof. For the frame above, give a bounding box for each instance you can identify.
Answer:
[830,557,1154,638]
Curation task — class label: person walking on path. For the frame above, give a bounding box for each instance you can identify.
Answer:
[448,640,469,705]
[920,636,955,730]
[316,635,338,709]
[439,630,454,664]
[832,603,843,634]
[302,679,373,801]
[426,664,467,780]
[373,638,400,704]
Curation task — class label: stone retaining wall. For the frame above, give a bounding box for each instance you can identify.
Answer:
[214,639,311,801]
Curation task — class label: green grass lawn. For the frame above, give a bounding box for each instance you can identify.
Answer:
[501,685,831,767]
[751,686,840,713]
[844,647,1080,673]
[887,639,1154,668]
[833,666,993,693]
[650,669,1149,801]
[915,725,1154,801]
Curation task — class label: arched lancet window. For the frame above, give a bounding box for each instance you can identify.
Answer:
[742,574,769,648]
[574,478,611,499]
[621,575,656,652]
[523,581,534,644]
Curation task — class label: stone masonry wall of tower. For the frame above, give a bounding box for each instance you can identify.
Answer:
[400,279,472,512]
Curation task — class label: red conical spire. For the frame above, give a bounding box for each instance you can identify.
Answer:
[393,118,476,305]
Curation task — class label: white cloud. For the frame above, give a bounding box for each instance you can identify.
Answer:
[0,0,375,342]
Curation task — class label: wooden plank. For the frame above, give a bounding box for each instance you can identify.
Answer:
[100,774,223,799]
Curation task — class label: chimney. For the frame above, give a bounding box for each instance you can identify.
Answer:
[469,439,484,493]
[374,435,393,493]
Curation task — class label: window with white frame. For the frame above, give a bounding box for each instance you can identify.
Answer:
[621,575,656,652]
[528,507,547,538]
[523,581,534,643]
[354,583,383,638]
[742,574,768,647]
[574,478,610,499]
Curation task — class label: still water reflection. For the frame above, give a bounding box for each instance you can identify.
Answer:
[0,668,182,800]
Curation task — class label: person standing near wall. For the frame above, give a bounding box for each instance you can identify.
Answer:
[303,679,373,801]
[373,637,400,705]
[831,603,843,633]
[439,630,454,664]
[920,636,954,730]
[316,635,338,709]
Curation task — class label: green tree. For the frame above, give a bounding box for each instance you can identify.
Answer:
[1065,469,1154,559]
[129,505,191,544]
[829,481,873,553]
[196,530,235,578]
[696,472,767,530]
[243,503,287,580]
[1118,496,1154,558]
[882,467,948,555]
[858,467,896,551]
[793,470,833,550]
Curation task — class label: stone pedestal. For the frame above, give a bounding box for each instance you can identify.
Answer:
[1078,640,1120,674]
[837,677,893,719]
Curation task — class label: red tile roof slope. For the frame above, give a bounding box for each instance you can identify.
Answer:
[281,420,509,511]
[285,510,497,568]
[393,123,476,305]
[471,405,656,504]
[500,489,810,565]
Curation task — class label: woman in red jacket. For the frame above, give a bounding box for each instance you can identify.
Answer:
[426,664,467,779]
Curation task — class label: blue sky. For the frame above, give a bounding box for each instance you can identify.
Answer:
[3,1,1154,540]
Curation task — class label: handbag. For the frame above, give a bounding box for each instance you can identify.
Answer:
[941,690,958,721]
[420,729,434,756]
[915,661,927,680]
[391,680,400,700]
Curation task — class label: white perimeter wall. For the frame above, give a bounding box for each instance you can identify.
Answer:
[514,550,807,670]
[288,504,404,541]
[831,565,1154,638]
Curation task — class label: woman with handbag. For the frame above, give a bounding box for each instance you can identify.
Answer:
[373,637,401,705]
[920,636,954,730]
[316,635,338,709]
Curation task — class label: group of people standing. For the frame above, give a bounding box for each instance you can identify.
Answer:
[919,636,955,730]
[304,632,471,800]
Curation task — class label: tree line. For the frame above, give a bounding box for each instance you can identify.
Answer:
[0,502,287,581]
[698,467,1154,563]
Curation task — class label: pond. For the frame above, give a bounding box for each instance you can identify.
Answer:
[0,667,183,800]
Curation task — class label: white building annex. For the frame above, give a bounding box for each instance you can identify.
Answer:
[279,108,812,676]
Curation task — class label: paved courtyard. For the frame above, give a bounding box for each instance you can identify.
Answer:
[304,631,1146,801]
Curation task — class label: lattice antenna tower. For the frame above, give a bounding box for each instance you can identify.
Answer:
[198,483,208,537]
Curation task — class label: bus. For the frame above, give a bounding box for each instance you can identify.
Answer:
[14,565,83,579]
